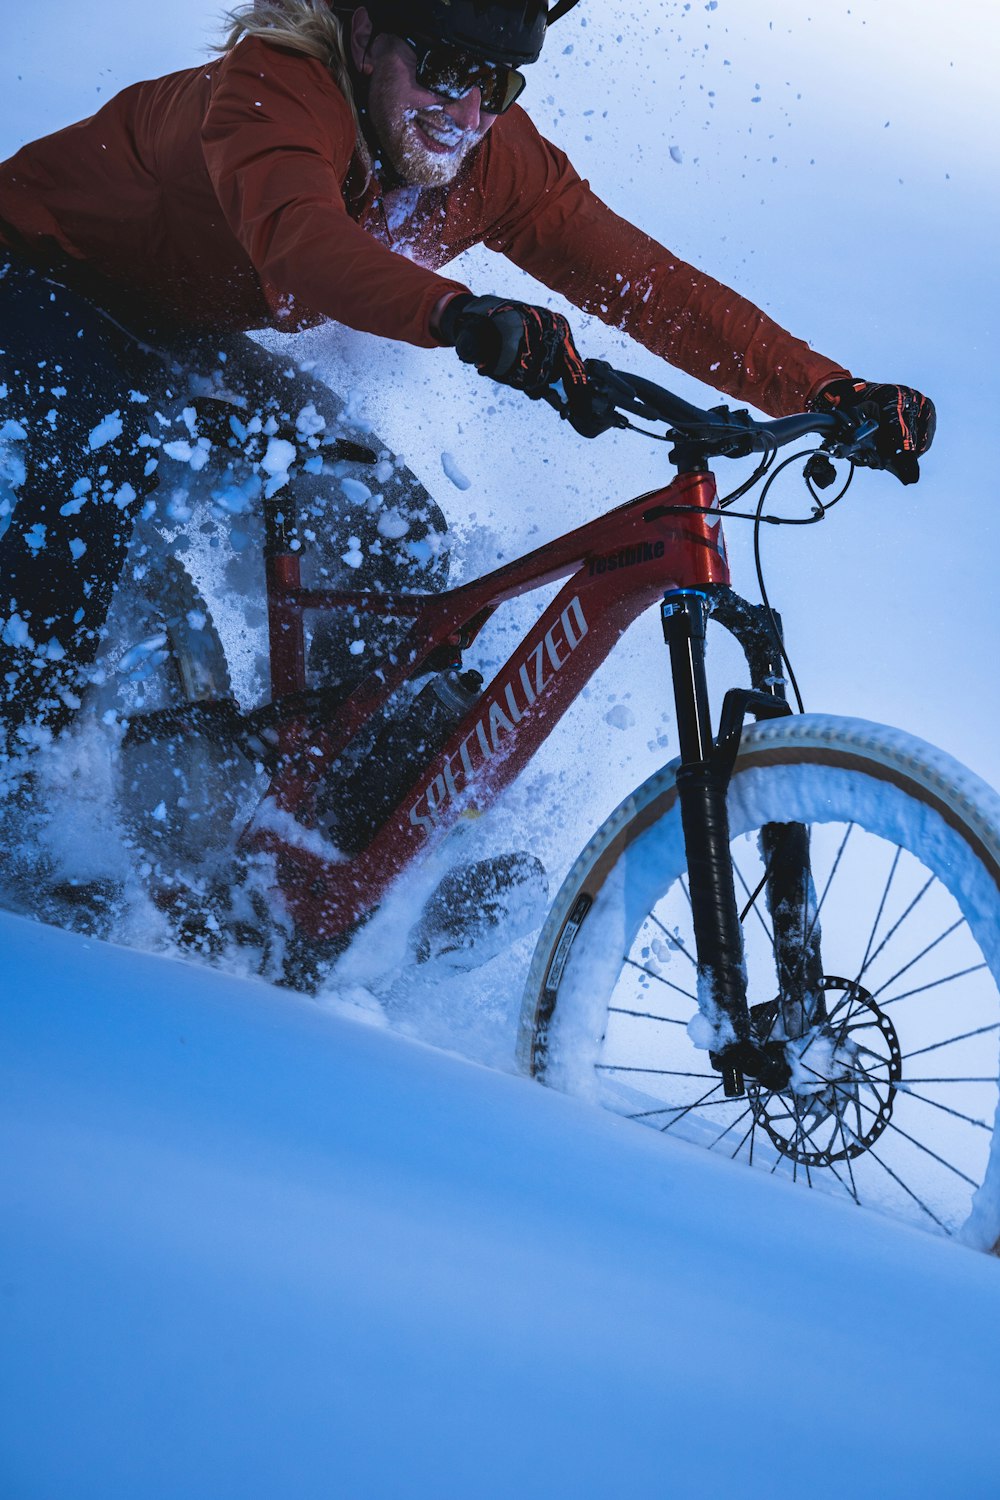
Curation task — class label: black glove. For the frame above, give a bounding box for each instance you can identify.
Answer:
[810,377,936,485]
[439,294,610,436]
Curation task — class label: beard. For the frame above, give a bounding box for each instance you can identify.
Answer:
[368,91,482,188]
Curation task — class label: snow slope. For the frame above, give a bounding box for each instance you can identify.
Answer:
[3,907,1000,1500]
[3,7,1000,1495]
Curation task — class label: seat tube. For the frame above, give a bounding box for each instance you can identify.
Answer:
[661,589,749,1096]
[264,493,307,696]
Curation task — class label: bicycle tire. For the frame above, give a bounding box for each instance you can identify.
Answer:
[518,715,1000,1250]
[93,553,259,878]
[92,551,232,714]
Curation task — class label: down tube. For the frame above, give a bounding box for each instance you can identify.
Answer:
[398,573,659,844]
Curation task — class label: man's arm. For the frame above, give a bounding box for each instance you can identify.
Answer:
[476,108,849,417]
[201,38,469,346]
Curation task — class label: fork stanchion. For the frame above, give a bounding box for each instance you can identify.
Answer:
[661,588,748,1098]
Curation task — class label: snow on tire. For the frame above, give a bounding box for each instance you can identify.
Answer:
[519,715,1000,1250]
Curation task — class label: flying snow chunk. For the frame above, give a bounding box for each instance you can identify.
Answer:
[2,612,34,650]
[377,507,410,540]
[604,704,635,731]
[163,438,211,471]
[340,476,372,503]
[261,437,296,480]
[669,145,683,165]
[88,411,123,450]
[341,536,364,569]
[441,452,471,490]
[295,403,326,437]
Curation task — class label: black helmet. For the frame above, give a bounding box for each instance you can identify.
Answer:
[362,1,580,69]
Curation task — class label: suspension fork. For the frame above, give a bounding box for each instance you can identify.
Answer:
[662,587,822,1097]
[661,589,757,1096]
[709,589,827,1043]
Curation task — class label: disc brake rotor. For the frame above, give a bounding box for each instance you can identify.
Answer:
[748,976,902,1167]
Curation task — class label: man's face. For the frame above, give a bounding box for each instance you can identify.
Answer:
[353,23,498,187]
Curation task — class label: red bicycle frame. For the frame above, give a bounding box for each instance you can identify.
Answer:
[249,469,730,943]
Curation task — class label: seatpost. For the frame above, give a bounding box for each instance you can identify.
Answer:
[661,588,749,1097]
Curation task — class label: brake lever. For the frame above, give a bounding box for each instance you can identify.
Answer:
[825,414,880,464]
[540,366,629,438]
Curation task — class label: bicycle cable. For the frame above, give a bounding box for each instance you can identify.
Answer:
[630,438,856,715]
[750,449,855,713]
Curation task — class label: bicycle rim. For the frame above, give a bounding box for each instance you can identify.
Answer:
[519,716,1000,1249]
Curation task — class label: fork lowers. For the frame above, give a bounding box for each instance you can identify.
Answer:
[661,589,752,1096]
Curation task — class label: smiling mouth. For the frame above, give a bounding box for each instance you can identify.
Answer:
[414,114,466,153]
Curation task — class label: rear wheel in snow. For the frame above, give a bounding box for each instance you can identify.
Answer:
[518,716,1000,1250]
[89,553,262,885]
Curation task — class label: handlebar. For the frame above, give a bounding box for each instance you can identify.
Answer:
[576,359,877,464]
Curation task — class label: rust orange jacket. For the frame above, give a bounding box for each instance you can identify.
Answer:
[0,37,848,415]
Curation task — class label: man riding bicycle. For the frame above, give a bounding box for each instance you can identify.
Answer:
[0,0,934,761]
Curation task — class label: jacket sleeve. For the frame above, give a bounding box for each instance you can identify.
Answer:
[477,110,849,416]
[201,41,468,345]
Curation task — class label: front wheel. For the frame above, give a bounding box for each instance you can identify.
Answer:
[518,716,1000,1250]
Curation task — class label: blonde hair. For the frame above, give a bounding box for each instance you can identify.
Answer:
[219,1,359,124]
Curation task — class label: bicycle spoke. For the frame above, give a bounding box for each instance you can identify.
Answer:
[762,1106,799,1127]
[860,1142,952,1233]
[857,843,903,979]
[609,1004,689,1025]
[723,1112,757,1159]
[902,1022,1000,1062]
[799,822,853,967]
[622,957,697,1003]
[627,1095,737,1120]
[876,963,989,1010]
[855,872,936,983]
[658,1082,728,1134]
[735,860,772,939]
[700,1103,752,1150]
[793,1099,814,1188]
[871,918,966,1003]
[828,1079,979,1188]
[892,1083,992,1131]
[903,1076,997,1085]
[596,1064,719,1078]
[833,1112,862,1204]
[648,911,698,970]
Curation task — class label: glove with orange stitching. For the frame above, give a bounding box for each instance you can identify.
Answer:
[810,378,936,485]
[439,293,602,433]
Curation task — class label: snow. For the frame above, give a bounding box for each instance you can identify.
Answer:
[3,2,1000,1491]
[5,907,1000,1498]
[441,450,472,490]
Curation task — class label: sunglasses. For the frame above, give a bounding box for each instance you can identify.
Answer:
[402,35,527,116]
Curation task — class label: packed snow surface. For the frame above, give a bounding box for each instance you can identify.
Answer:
[4,908,1000,1499]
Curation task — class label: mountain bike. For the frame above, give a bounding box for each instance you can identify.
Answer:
[79,360,1000,1251]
